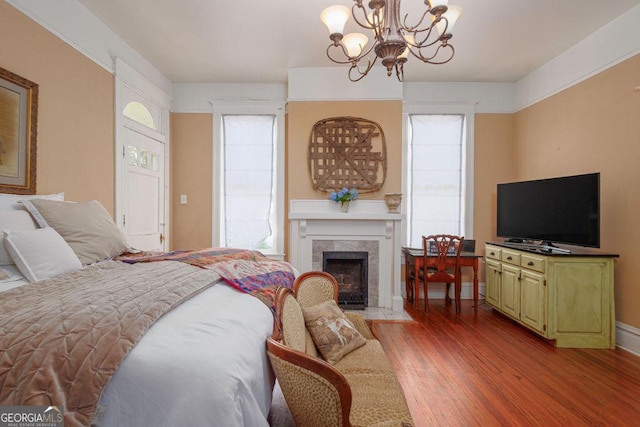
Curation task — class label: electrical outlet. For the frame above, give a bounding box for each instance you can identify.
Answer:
[180,194,188,205]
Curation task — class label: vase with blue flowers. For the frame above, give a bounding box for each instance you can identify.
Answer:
[330,187,359,212]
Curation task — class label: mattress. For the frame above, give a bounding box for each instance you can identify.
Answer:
[0,262,276,426]
[96,280,275,427]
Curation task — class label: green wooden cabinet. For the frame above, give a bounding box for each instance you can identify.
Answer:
[485,243,616,349]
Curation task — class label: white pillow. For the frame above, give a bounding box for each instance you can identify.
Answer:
[0,192,64,212]
[25,199,129,265]
[3,227,82,282]
[0,210,38,265]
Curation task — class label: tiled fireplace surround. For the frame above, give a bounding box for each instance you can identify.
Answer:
[289,200,404,312]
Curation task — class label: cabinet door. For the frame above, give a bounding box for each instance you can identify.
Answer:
[520,270,546,335]
[500,264,520,319]
[485,258,501,308]
[552,260,614,348]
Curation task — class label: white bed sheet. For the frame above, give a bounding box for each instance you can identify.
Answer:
[0,265,29,292]
[95,280,275,427]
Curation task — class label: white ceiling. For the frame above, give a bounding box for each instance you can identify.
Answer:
[76,0,640,84]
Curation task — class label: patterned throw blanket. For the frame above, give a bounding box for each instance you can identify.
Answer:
[116,247,296,310]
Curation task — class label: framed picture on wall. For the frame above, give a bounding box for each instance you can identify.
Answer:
[0,66,38,194]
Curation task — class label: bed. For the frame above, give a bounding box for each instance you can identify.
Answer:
[0,194,295,427]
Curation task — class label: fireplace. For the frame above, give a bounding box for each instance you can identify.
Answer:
[322,251,368,309]
[289,199,404,311]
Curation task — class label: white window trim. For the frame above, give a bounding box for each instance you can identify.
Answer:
[401,102,476,246]
[210,100,286,260]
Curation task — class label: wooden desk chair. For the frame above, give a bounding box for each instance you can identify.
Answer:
[420,234,464,313]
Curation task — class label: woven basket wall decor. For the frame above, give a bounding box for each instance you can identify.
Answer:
[308,116,387,194]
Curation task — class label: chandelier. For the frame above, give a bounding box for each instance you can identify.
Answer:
[320,0,462,82]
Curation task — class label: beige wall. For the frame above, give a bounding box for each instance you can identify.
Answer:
[170,113,213,250]
[473,113,516,279]
[0,2,115,214]
[513,54,640,328]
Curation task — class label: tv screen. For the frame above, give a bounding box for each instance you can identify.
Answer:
[497,173,600,248]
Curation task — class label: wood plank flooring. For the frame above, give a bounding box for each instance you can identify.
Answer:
[372,299,640,427]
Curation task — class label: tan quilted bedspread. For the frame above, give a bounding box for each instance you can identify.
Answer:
[0,260,221,427]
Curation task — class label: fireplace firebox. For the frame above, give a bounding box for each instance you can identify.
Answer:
[322,251,368,309]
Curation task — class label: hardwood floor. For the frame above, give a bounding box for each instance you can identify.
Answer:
[372,299,640,427]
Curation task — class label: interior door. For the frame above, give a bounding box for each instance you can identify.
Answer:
[122,126,165,251]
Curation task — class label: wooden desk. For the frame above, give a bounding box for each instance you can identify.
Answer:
[402,247,481,309]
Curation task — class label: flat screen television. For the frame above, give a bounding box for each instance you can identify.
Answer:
[497,173,600,249]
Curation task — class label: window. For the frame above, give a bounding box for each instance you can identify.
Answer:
[123,101,157,130]
[212,102,285,259]
[404,106,474,247]
[221,115,276,250]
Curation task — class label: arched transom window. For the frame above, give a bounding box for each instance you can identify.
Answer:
[123,101,157,130]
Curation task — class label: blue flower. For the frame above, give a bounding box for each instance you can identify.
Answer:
[329,187,359,203]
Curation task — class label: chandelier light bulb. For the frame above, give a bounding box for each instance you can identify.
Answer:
[429,0,449,8]
[321,5,351,36]
[342,33,369,57]
[399,34,414,60]
[435,5,462,36]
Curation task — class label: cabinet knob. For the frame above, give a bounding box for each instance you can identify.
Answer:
[528,261,534,266]
[507,256,512,260]
[490,252,495,256]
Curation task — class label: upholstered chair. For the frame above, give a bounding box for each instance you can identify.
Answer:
[293,271,339,308]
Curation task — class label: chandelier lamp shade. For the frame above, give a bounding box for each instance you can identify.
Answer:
[320,0,462,82]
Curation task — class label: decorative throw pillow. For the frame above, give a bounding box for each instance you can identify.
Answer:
[302,299,366,364]
[0,210,38,265]
[26,199,130,265]
[20,199,57,228]
[3,227,82,282]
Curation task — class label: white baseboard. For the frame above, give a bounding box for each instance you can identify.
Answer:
[616,321,640,356]
[391,296,404,312]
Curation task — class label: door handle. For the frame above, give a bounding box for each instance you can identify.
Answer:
[160,233,165,244]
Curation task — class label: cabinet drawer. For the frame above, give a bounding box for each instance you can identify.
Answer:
[485,245,501,260]
[501,249,521,266]
[521,253,545,273]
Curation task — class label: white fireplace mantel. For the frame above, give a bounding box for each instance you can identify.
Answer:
[288,199,404,312]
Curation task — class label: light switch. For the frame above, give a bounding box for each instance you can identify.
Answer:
[180,194,188,205]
